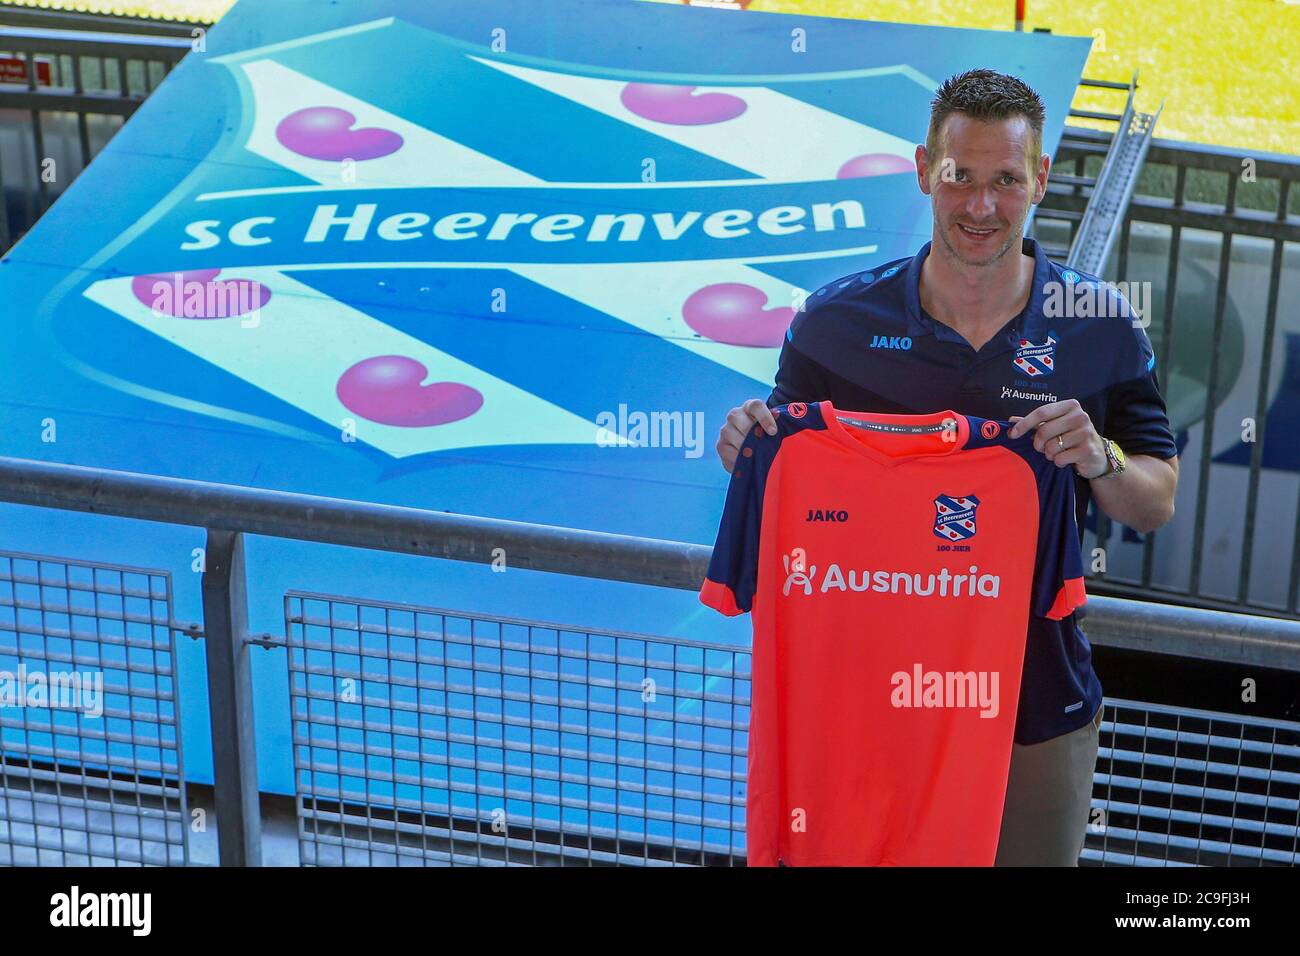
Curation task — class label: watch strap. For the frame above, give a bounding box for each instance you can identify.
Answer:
[1099,438,1124,479]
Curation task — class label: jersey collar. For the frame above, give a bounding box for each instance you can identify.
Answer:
[820,403,971,467]
[903,236,1053,349]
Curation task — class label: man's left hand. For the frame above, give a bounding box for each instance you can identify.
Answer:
[1007,399,1107,479]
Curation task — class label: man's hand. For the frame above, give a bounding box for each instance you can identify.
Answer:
[1008,398,1179,533]
[1007,399,1107,478]
[717,398,778,473]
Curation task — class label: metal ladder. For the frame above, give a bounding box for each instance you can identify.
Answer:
[1034,71,1163,273]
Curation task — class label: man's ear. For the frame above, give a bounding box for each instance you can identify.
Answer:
[1032,152,1050,204]
[915,144,932,196]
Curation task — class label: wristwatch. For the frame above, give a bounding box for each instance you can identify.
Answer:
[1090,438,1126,480]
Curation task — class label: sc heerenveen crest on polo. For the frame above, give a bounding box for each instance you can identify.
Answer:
[1013,331,1058,377]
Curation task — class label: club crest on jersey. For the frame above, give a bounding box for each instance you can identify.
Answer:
[933,494,980,541]
[1013,331,1058,377]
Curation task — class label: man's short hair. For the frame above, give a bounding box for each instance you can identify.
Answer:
[926,69,1046,174]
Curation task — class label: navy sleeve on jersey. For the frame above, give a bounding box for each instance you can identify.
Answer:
[1030,460,1088,621]
[967,416,1089,621]
[700,425,774,616]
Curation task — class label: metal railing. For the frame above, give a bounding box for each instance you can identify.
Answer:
[284,591,751,866]
[0,4,208,38]
[1089,699,1300,866]
[1034,130,1300,621]
[0,549,187,866]
[0,23,189,249]
[1,454,1299,866]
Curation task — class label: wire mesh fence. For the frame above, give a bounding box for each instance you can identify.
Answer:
[285,591,749,866]
[1086,699,1300,866]
[0,535,1296,867]
[0,549,188,866]
[286,590,1300,867]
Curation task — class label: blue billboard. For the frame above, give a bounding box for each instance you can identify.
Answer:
[0,0,1091,792]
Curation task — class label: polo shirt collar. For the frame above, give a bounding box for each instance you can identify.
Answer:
[903,236,1053,346]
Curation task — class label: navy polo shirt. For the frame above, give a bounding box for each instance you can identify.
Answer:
[766,236,1179,744]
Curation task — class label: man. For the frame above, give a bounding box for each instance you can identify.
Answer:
[715,69,1180,865]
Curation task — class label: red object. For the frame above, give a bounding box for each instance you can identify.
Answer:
[699,403,1086,865]
[0,56,53,86]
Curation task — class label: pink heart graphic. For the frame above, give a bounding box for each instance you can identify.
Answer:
[682,283,793,348]
[276,107,404,161]
[620,83,747,125]
[337,355,483,428]
[838,153,916,179]
[131,269,271,319]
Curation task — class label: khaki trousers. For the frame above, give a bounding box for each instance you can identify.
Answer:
[994,703,1103,866]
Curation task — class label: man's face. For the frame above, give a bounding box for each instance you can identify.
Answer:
[916,114,1048,268]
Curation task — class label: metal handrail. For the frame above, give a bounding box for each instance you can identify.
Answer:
[0,5,208,37]
[0,24,191,59]
[3,453,1300,663]
[0,455,710,590]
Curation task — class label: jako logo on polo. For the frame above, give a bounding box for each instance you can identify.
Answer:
[1013,331,1058,377]
[933,494,980,541]
[870,334,912,350]
[806,509,849,522]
